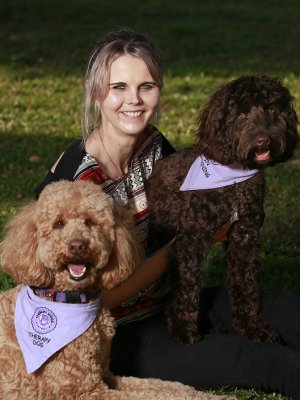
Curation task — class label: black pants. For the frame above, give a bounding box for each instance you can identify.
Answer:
[110,288,300,399]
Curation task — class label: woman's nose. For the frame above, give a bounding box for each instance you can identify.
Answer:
[125,88,141,105]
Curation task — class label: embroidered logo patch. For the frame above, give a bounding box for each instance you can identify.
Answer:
[31,307,57,334]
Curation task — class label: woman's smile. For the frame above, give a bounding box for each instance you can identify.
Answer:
[121,111,144,118]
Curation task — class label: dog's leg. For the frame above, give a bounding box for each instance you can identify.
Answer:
[165,232,213,345]
[226,222,280,342]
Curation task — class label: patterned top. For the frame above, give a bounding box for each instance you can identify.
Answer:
[74,126,164,245]
[35,125,175,325]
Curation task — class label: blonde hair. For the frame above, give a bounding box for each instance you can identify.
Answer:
[82,29,164,142]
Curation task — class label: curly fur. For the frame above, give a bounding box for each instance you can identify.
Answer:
[146,76,299,345]
[0,180,234,400]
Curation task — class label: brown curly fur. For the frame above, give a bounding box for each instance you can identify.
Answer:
[146,76,299,345]
[0,180,235,400]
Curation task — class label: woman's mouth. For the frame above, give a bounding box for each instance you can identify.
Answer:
[121,111,143,118]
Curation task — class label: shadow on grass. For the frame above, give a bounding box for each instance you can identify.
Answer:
[0,132,74,204]
[0,0,300,77]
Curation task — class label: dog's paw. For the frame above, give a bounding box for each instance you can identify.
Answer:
[172,330,203,345]
[166,319,203,344]
[235,320,281,343]
[165,306,203,344]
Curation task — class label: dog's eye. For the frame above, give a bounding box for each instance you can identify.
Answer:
[84,218,95,228]
[53,219,65,229]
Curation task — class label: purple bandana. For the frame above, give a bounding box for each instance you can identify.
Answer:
[14,286,100,374]
[180,155,258,191]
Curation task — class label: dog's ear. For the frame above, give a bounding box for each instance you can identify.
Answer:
[279,107,299,162]
[195,85,236,164]
[0,202,52,286]
[101,201,142,289]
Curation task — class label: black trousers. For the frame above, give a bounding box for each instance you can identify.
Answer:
[110,288,300,400]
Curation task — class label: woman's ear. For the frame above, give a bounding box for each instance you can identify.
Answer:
[0,202,52,286]
[101,201,142,289]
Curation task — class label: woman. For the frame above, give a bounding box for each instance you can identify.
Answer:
[35,29,300,400]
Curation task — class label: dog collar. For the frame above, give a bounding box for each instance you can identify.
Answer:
[31,287,98,304]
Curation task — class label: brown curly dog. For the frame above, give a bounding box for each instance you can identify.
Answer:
[146,75,299,345]
[0,180,235,400]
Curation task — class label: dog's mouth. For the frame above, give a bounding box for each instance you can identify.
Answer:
[67,263,88,281]
[255,150,270,162]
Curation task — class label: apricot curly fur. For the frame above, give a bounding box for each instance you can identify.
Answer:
[146,75,299,345]
[0,180,234,400]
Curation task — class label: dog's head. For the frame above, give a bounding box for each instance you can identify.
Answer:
[196,75,299,169]
[0,180,141,293]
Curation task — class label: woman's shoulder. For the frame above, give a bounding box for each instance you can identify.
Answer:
[61,138,85,159]
[35,138,85,198]
[49,138,85,178]
[136,125,175,158]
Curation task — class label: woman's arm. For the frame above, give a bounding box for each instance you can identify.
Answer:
[101,244,171,310]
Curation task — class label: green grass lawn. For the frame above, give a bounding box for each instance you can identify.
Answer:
[0,1,299,398]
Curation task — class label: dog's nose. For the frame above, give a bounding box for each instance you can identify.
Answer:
[256,136,270,147]
[68,238,87,256]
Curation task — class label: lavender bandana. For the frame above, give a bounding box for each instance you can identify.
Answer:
[180,155,258,191]
[15,285,100,374]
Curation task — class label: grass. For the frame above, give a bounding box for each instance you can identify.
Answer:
[0,1,300,398]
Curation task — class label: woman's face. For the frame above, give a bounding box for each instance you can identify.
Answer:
[100,54,160,138]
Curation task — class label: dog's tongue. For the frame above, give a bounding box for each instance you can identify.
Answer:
[67,264,87,280]
[255,151,270,161]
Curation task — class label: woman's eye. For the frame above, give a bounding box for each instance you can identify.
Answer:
[140,83,155,90]
[111,84,126,91]
[53,220,65,229]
